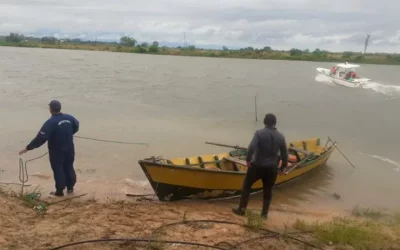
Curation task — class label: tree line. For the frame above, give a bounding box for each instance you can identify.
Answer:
[1,32,315,54]
[1,32,399,65]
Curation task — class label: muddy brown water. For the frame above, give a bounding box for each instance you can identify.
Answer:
[1,46,400,211]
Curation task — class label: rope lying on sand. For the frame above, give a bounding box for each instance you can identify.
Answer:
[49,219,324,250]
[150,219,323,249]
[50,238,227,250]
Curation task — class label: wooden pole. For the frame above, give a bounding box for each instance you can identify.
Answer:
[255,93,258,122]
[205,141,247,150]
[335,146,356,169]
[327,137,355,169]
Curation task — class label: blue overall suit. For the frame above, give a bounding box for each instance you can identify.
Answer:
[26,113,79,192]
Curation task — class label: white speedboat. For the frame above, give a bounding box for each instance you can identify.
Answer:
[316,62,371,88]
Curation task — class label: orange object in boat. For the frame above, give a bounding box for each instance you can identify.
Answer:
[279,154,297,168]
[279,161,293,168]
[288,154,297,163]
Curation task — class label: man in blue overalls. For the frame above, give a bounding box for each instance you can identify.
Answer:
[19,100,79,196]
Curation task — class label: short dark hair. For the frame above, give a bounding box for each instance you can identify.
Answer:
[263,113,276,127]
[51,106,61,113]
[49,100,62,113]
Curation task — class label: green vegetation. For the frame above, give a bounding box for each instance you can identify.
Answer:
[1,32,400,65]
[394,213,400,224]
[352,205,384,219]
[294,217,393,249]
[244,209,264,230]
[0,186,47,216]
[294,209,400,249]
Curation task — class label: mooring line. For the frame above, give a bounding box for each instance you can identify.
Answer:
[74,135,149,146]
[19,152,48,194]
[17,135,148,192]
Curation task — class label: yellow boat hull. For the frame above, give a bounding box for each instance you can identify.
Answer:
[138,137,336,201]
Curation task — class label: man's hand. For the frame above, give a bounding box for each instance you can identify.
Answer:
[19,148,28,155]
[246,161,251,167]
[279,167,286,175]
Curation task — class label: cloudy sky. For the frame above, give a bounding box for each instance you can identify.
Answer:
[0,0,399,52]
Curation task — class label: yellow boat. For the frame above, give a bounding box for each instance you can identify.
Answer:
[138,137,337,201]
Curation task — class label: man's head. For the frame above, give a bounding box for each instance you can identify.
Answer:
[263,113,277,128]
[49,100,62,114]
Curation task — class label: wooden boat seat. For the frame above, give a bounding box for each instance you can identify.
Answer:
[223,156,247,172]
[213,155,222,169]
[289,146,311,156]
[199,155,220,170]
[224,156,246,166]
[179,156,224,170]
[186,156,201,168]
[289,146,315,162]
[224,154,298,171]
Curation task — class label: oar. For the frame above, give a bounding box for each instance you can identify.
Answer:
[205,141,247,150]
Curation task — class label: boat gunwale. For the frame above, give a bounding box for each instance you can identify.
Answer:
[138,143,337,176]
[150,156,333,201]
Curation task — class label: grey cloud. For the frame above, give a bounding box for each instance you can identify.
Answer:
[0,0,399,52]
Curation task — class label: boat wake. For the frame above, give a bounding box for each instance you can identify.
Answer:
[314,74,335,86]
[359,153,400,172]
[360,81,400,97]
[315,74,400,97]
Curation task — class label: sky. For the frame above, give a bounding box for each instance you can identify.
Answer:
[0,0,399,52]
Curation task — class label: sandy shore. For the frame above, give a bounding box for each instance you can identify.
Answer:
[0,185,345,250]
[1,181,400,250]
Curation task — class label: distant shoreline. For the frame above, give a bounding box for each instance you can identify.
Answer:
[1,41,400,66]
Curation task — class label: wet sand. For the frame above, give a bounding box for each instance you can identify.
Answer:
[0,190,343,250]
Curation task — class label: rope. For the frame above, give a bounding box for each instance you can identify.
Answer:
[74,135,149,146]
[150,220,324,249]
[49,238,226,250]
[16,135,149,192]
[18,152,48,194]
[144,156,174,165]
[49,219,324,250]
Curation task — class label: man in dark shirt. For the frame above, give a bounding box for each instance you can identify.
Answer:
[19,100,79,196]
[232,113,288,219]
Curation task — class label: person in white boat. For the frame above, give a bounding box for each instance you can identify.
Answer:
[330,65,337,75]
[345,70,357,80]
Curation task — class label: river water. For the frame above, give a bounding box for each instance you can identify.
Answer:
[1,46,399,211]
